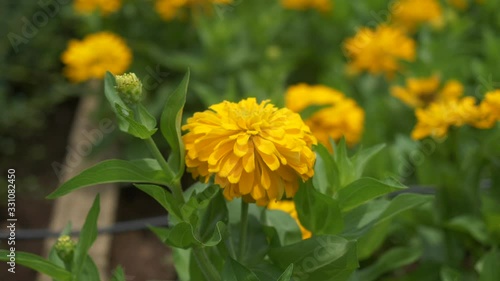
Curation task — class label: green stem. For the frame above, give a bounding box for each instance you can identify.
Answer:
[238,200,249,261]
[144,137,185,203]
[192,247,221,281]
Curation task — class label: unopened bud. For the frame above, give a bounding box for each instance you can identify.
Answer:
[55,235,76,262]
[115,73,143,105]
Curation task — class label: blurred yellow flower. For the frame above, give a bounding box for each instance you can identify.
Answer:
[391,75,463,108]
[471,90,500,129]
[285,84,364,148]
[155,0,232,20]
[183,98,317,206]
[392,0,443,32]
[268,200,312,239]
[61,32,132,83]
[281,0,332,12]
[74,0,121,15]
[344,25,416,78]
[412,97,482,139]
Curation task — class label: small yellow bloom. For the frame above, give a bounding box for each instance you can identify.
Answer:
[268,200,312,239]
[392,0,443,32]
[61,32,132,83]
[285,84,364,147]
[391,75,463,108]
[281,0,332,12]
[183,98,317,206]
[344,25,416,78]
[74,0,121,15]
[471,90,500,129]
[155,0,232,20]
[411,97,479,139]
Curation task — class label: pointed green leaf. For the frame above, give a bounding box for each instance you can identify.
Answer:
[161,70,190,178]
[294,181,343,235]
[222,257,261,281]
[338,178,406,212]
[72,195,100,279]
[350,246,422,281]
[47,159,171,199]
[268,235,358,281]
[104,72,128,132]
[151,221,226,249]
[313,144,340,196]
[277,264,294,281]
[115,103,157,139]
[0,250,71,281]
[111,266,126,281]
[135,184,182,222]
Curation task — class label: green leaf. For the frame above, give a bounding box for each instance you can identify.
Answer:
[350,246,422,281]
[268,235,358,281]
[135,184,182,222]
[351,144,385,179]
[332,138,354,188]
[198,188,229,241]
[343,193,433,238]
[230,216,269,266]
[277,264,294,281]
[222,257,261,281]
[151,221,226,249]
[440,267,462,281]
[446,215,489,244]
[47,159,171,199]
[356,220,390,260]
[264,209,302,246]
[181,184,220,223]
[110,266,126,281]
[313,144,340,196]
[0,250,71,281]
[79,256,100,281]
[338,178,406,212]
[115,103,157,139]
[161,70,190,178]
[250,262,286,281]
[478,249,500,281]
[104,72,128,132]
[72,195,100,279]
[294,181,343,235]
[172,248,193,281]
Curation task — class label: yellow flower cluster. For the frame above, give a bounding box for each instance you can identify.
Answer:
[391,75,463,108]
[391,0,443,32]
[155,0,232,21]
[267,200,312,239]
[343,25,416,78]
[61,32,132,83]
[74,0,121,15]
[285,84,365,147]
[412,90,500,140]
[182,98,317,206]
[281,0,332,12]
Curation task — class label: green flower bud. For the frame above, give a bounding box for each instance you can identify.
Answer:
[115,73,143,105]
[55,235,76,262]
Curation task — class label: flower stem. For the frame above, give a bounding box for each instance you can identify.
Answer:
[238,200,249,261]
[144,137,185,203]
[192,246,221,281]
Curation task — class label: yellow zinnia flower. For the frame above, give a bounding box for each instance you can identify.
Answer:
[155,0,232,21]
[411,97,479,139]
[391,75,463,108]
[471,90,500,129]
[268,200,312,239]
[285,84,364,147]
[391,0,443,32]
[61,32,132,83]
[281,0,332,12]
[182,98,317,206]
[74,0,121,15]
[343,25,416,78]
